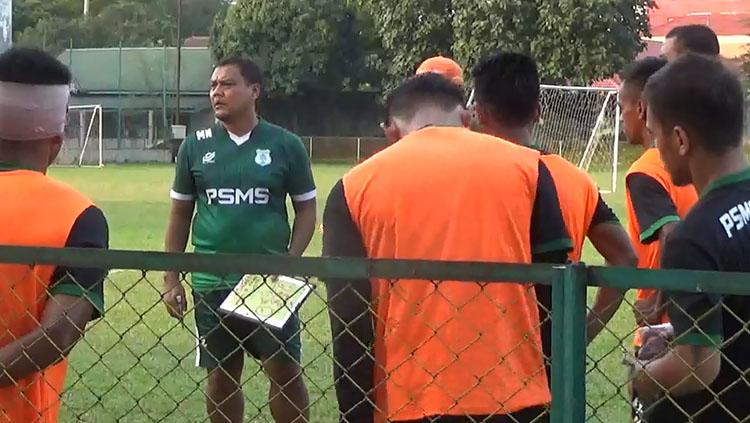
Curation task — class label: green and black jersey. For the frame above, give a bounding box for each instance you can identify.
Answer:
[649,168,750,421]
[170,119,316,292]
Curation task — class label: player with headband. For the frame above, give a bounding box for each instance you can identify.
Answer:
[0,47,109,423]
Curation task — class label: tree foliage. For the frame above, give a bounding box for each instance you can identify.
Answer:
[13,0,229,53]
[212,0,381,94]
[359,0,453,90]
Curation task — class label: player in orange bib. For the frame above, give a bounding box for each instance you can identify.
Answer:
[0,48,109,423]
[618,56,698,421]
[470,52,636,366]
[323,73,572,423]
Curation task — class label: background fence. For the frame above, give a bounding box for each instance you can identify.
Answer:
[1,246,749,422]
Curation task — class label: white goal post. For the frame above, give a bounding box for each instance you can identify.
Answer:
[534,85,621,193]
[466,85,621,193]
[64,104,104,167]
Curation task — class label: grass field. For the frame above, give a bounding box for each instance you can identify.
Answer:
[48,160,638,422]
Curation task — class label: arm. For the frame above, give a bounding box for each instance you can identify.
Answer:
[288,199,316,257]
[530,161,573,368]
[586,196,636,343]
[322,180,374,422]
[286,135,317,257]
[0,295,94,387]
[632,234,723,401]
[633,221,680,325]
[163,139,197,319]
[0,206,109,386]
[627,173,682,325]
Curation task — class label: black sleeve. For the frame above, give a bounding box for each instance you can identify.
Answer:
[661,232,723,348]
[590,193,620,226]
[322,180,375,423]
[49,206,109,320]
[531,161,573,256]
[626,173,681,244]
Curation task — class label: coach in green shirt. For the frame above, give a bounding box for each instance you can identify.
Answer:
[163,57,315,423]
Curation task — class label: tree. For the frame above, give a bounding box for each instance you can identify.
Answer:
[362,0,653,86]
[212,0,378,95]
[14,0,229,52]
[359,0,453,90]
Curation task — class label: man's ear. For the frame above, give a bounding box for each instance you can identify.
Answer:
[47,136,63,168]
[382,122,401,143]
[637,99,647,122]
[532,101,541,124]
[674,125,690,157]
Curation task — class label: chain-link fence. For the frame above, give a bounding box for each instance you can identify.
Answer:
[1,247,749,422]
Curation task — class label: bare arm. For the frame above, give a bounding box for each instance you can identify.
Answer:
[633,344,720,403]
[288,198,316,257]
[586,222,637,343]
[633,221,680,325]
[163,199,195,318]
[0,295,93,387]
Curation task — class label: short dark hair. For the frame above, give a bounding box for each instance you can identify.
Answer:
[644,53,743,154]
[0,47,71,85]
[619,56,668,92]
[385,73,465,121]
[216,56,264,87]
[471,52,540,127]
[666,25,720,56]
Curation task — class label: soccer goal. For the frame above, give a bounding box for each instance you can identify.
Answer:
[63,104,104,167]
[533,85,621,193]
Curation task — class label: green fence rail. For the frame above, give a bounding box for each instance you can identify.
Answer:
[1,245,749,422]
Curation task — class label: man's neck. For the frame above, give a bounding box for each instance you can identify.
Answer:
[690,148,749,195]
[641,128,655,150]
[221,112,259,136]
[486,124,533,147]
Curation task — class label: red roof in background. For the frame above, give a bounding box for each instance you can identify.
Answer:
[650,0,750,36]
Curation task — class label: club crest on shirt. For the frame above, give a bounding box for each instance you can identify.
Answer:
[255,149,272,167]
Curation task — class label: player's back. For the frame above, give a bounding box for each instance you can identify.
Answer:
[342,126,550,421]
[0,167,93,423]
[540,153,600,261]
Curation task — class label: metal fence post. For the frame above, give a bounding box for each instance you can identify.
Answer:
[551,264,587,423]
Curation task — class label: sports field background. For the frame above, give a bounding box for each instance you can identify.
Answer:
[49,152,641,422]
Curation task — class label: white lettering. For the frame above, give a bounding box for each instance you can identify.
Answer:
[740,202,750,228]
[720,213,734,238]
[730,206,742,231]
[255,188,270,204]
[206,188,218,205]
[236,188,254,204]
[196,128,213,141]
[204,188,271,205]
[218,188,235,204]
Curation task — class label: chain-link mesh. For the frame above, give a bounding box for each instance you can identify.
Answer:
[585,290,750,423]
[0,260,557,423]
[533,86,619,192]
[3,252,749,422]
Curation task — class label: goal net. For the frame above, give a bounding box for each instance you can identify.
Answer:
[62,105,104,167]
[533,85,620,193]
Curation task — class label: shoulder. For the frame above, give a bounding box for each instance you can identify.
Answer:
[541,154,592,183]
[43,175,94,208]
[259,119,303,145]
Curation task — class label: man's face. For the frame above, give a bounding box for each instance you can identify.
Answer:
[661,37,681,62]
[210,65,260,122]
[618,83,645,146]
[647,105,692,186]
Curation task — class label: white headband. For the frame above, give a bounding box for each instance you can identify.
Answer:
[0,81,70,141]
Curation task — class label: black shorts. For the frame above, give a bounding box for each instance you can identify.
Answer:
[192,289,302,369]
